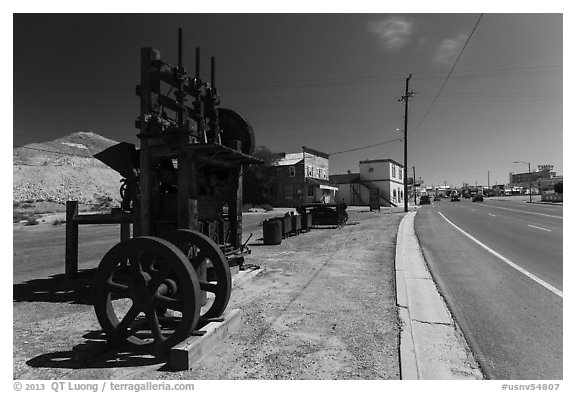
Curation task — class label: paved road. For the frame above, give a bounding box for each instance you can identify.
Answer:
[415,198,562,379]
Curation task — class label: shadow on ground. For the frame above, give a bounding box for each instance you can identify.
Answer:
[13,269,97,305]
[25,331,174,371]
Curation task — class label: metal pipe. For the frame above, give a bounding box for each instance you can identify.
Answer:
[195,47,200,80]
[178,28,183,69]
[211,56,216,87]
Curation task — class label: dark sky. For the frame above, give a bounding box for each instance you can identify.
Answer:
[12,12,563,186]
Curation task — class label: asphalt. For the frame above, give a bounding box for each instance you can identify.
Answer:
[395,210,484,380]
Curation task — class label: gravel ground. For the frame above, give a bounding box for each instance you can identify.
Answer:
[13,207,404,380]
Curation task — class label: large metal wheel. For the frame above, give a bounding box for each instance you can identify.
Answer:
[161,229,231,319]
[93,236,201,354]
[218,107,255,156]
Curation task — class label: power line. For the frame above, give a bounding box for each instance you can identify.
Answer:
[409,13,484,137]
[330,138,403,155]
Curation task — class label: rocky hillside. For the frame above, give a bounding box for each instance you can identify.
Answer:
[13,132,124,206]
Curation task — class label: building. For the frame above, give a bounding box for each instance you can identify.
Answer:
[509,164,562,194]
[263,146,338,207]
[330,158,405,207]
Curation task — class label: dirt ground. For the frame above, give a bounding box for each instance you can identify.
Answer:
[13,207,404,380]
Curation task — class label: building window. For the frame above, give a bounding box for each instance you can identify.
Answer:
[392,166,396,178]
[318,168,322,178]
[308,186,315,197]
[369,167,374,173]
[399,169,403,180]
[393,189,397,202]
[289,166,296,177]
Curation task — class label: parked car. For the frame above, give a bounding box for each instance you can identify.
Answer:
[433,196,441,201]
[472,194,484,202]
[451,194,460,201]
[419,195,431,205]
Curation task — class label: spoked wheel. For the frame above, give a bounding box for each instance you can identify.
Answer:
[93,236,201,354]
[161,229,231,319]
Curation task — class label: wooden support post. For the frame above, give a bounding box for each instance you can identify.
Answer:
[65,201,79,278]
[228,166,243,250]
[138,47,161,236]
[120,222,130,242]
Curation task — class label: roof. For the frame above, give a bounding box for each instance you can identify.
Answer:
[273,152,303,166]
[302,146,330,159]
[330,172,360,184]
[359,158,403,168]
[307,177,339,187]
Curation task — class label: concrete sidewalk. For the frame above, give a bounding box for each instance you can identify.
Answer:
[395,211,484,380]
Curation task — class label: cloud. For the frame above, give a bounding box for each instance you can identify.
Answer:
[434,34,467,65]
[367,17,413,51]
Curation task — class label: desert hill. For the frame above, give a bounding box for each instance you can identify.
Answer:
[13,132,124,206]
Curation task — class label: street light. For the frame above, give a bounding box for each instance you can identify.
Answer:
[513,161,532,203]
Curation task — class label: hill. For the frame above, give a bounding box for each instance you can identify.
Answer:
[13,132,124,208]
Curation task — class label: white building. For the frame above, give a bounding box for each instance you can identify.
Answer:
[330,158,405,207]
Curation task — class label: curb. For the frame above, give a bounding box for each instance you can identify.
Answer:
[395,211,483,380]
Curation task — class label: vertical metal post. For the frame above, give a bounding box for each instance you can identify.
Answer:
[65,201,79,278]
[413,166,417,205]
[528,162,532,203]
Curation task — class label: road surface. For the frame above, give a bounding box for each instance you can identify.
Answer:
[415,198,562,379]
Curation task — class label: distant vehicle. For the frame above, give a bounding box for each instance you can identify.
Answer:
[433,196,442,201]
[472,194,484,202]
[451,195,460,202]
[419,195,431,205]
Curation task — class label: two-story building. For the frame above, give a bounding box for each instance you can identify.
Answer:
[263,146,338,207]
[330,158,405,207]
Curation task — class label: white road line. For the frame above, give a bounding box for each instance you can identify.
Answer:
[488,213,497,217]
[484,204,562,219]
[438,212,563,298]
[528,225,552,232]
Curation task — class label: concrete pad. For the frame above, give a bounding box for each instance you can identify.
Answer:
[404,277,452,325]
[411,321,483,380]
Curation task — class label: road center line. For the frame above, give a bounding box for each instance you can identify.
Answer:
[438,212,562,298]
[528,224,551,232]
[488,213,497,217]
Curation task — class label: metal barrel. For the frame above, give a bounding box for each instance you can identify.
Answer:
[263,218,282,245]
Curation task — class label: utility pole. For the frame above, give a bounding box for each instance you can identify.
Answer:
[399,74,414,212]
[413,166,417,205]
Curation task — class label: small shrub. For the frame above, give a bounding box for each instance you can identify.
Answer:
[26,216,39,226]
[13,213,28,223]
[52,219,66,226]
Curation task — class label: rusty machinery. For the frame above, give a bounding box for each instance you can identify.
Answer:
[89,29,260,355]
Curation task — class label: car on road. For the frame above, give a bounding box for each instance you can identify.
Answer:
[451,194,460,201]
[419,195,431,205]
[472,194,484,202]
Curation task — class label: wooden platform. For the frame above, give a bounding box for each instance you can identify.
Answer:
[169,308,243,371]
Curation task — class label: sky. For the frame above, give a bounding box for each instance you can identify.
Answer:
[11,8,564,188]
